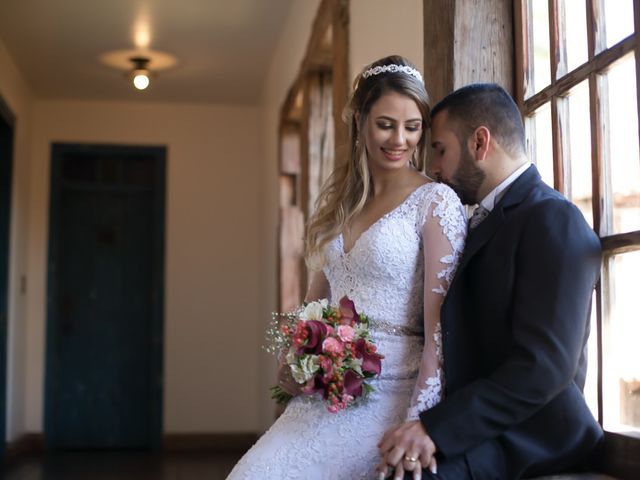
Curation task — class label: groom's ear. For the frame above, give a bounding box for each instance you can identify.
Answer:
[472,126,491,162]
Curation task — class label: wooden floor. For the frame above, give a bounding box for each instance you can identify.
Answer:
[3,450,245,480]
[2,451,623,480]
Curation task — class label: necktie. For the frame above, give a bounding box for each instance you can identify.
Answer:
[469,205,490,229]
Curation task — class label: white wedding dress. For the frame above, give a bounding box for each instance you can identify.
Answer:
[227,182,466,479]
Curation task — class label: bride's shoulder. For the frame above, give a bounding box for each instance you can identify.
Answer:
[414,179,461,205]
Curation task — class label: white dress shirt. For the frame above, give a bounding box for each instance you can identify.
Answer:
[478,162,532,212]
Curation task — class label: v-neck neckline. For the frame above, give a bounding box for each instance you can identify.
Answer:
[340,182,430,255]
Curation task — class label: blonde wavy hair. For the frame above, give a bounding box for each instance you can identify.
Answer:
[305,55,431,270]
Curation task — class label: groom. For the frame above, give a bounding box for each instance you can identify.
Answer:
[378,84,603,479]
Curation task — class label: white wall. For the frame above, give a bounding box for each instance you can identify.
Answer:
[25,100,263,433]
[1,0,426,440]
[5,0,323,435]
[350,0,423,82]
[0,38,33,442]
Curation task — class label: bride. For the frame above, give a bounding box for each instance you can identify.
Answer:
[227,55,467,479]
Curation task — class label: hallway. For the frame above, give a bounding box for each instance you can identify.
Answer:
[4,450,244,480]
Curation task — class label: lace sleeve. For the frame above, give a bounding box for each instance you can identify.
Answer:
[406,184,466,420]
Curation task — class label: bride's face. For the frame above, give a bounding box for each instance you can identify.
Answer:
[361,91,423,174]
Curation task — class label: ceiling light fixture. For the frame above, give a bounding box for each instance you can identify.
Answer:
[130,56,151,90]
[100,49,177,93]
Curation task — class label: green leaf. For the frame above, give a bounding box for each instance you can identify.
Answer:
[269,385,293,405]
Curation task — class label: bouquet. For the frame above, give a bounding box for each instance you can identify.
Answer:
[265,296,384,413]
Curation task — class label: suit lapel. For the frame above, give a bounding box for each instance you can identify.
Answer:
[454,165,541,277]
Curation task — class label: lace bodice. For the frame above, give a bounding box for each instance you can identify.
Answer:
[227,182,466,479]
[324,181,466,419]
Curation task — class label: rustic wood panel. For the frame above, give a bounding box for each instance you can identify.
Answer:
[514,0,528,108]
[597,431,640,478]
[276,0,350,309]
[280,125,301,175]
[299,75,311,294]
[279,206,305,313]
[548,0,560,82]
[332,0,349,162]
[279,174,296,208]
[423,0,455,104]
[634,0,640,172]
[453,0,513,93]
[601,230,640,254]
[307,72,335,217]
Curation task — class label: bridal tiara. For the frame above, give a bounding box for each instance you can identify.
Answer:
[361,64,423,84]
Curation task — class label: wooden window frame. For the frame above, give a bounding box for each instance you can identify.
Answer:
[515,0,640,476]
[276,0,349,313]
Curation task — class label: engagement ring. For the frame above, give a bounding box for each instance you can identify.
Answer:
[404,455,418,463]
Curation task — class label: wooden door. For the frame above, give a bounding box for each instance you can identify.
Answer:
[0,99,14,459]
[45,144,165,449]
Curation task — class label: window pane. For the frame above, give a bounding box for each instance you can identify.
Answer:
[529,0,551,94]
[602,54,640,234]
[604,0,634,49]
[566,81,593,226]
[564,0,588,73]
[603,251,640,433]
[527,102,554,187]
[584,291,599,422]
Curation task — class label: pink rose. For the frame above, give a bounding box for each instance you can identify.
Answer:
[336,325,355,342]
[322,337,345,355]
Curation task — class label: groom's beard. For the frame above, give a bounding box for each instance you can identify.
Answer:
[448,148,485,205]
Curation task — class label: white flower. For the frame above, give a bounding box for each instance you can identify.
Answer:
[286,348,297,365]
[300,301,324,321]
[345,357,363,376]
[290,355,319,383]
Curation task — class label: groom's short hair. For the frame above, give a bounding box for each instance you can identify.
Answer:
[431,83,526,159]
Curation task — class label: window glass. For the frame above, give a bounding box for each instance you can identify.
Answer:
[566,81,593,226]
[604,0,634,50]
[602,54,640,234]
[584,291,599,421]
[530,0,551,94]
[564,0,588,73]
[527,103,554,187]
[603,251,640,433]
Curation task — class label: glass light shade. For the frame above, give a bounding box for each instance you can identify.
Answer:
[132,70,150,90]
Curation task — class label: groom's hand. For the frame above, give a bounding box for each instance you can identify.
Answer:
[377,421,437,479]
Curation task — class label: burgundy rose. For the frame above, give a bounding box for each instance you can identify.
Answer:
[298,320,328,355]
[344,370,364,397]
[339,296,359,325]
[355,338,382,375]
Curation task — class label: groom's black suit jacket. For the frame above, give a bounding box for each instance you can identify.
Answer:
[420,165,603,479]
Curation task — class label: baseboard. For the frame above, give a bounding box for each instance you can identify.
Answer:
[4,433,44,465]
[163,432,259,452]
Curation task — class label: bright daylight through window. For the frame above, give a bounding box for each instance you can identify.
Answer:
[519,0,640,436]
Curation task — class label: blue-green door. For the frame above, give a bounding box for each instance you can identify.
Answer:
[46,145,165,449]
